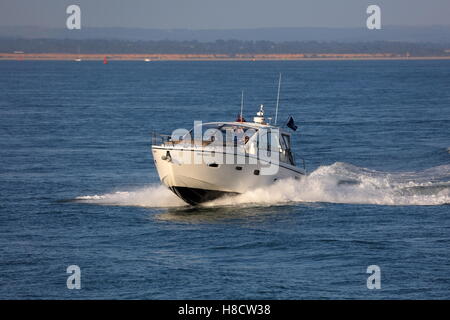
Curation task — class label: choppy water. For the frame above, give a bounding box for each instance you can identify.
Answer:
[0,60,449,299]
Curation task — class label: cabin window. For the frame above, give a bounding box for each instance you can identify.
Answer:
[280,133,295,165]
[259,130,280,152]
[281,134,291,150]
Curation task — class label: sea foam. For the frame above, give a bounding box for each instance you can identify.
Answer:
[75,162,450,207]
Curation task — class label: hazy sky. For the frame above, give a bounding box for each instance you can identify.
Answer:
[0,0,449,29]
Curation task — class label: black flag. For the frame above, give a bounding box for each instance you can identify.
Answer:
[286,116,298,131]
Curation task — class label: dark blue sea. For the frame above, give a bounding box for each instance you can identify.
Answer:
[0,60,449,299]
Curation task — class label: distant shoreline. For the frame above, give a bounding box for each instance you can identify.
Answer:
[1,53,450,61]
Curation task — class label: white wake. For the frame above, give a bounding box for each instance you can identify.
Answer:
[74,163,450,207]
[75,184,185,207]
[207,163,450,206]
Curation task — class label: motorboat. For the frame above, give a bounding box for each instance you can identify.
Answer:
[151,104,305,205]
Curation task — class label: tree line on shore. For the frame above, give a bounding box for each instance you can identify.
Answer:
[1,38,449,56]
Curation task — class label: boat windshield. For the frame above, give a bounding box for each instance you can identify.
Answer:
[186,123,257,145]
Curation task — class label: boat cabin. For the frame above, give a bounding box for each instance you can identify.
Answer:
[176,106,296,166]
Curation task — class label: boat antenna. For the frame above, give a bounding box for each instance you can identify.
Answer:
[274,73,282,125]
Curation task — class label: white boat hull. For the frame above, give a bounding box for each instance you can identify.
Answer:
[151,146,304,205]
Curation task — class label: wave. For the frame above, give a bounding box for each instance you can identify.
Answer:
[74,162,450,208]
